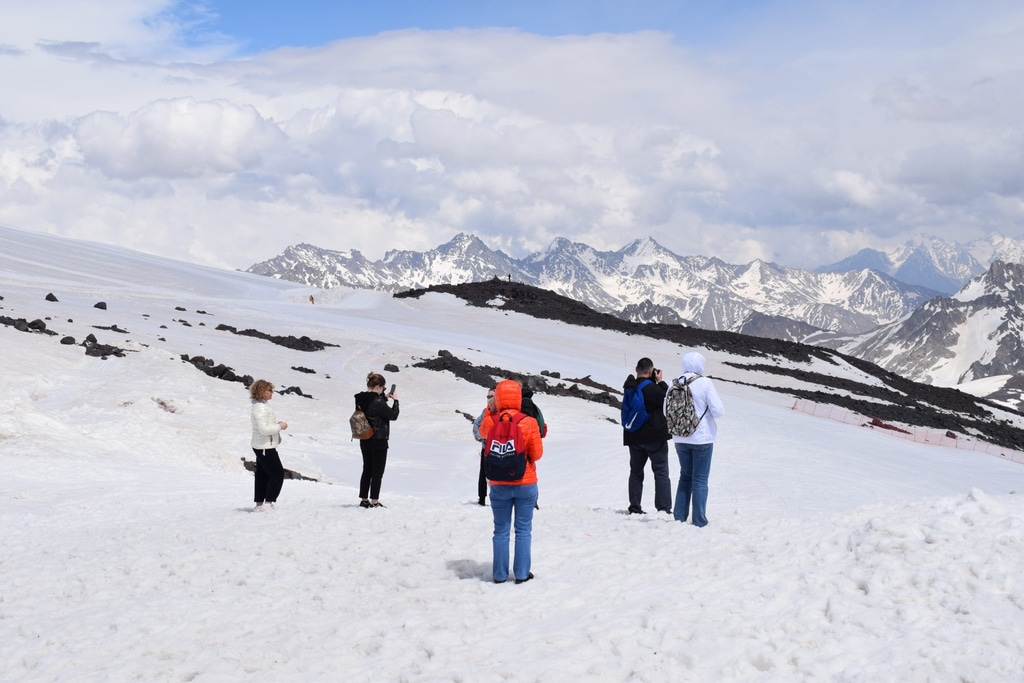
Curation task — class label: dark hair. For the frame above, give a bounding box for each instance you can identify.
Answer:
[366,372,386,389]
[635,357,654,374]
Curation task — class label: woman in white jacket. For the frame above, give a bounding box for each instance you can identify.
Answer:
[250,379,288,512]
[667,352,724,527]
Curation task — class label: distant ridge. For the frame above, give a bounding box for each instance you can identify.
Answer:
[396,278,1024,450]
[247,233,938,337]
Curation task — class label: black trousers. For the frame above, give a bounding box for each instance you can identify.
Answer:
[478,447,487,501]
[253,448,284,504]
[359,439,389,499]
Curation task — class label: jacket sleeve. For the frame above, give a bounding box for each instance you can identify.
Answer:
[368,397,400,422]
[522,415,544,462]
[479,410,495,439]
[703,380,725,419]
[472,408,486,442]
[252,402,280,437]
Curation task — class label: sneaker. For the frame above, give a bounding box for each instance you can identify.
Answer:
[359,500,371,508]
[265,502,276,510]
[369,501,386,508]
[627,505,646,515]
[515,572,534,585]
[253,503,266,512]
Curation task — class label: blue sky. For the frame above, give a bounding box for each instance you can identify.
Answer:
[196,0,764,53]
[1,1,1023,270]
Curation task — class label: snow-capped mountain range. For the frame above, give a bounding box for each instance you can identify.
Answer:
[247,231,1024,388]
[817,233,1024,294]
[247,233,943,337]
[826,260,1024,387]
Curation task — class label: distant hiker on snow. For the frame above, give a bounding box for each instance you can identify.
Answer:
[621,357,672,515]
[666,352,725,527]
[250,379,288,512]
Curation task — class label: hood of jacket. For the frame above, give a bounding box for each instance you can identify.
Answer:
[494,379,522,413]
[682,352,706,375]
[354,390,378,410]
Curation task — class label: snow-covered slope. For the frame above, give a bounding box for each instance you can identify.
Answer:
[4,224,1024,681]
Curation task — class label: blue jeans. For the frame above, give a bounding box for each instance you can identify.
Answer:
[490,483,538,582]
[673,442,714,527]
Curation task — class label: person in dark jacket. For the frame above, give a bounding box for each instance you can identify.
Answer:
[472,387,497,506]
[622,357,672,514]
[353,372,400,508]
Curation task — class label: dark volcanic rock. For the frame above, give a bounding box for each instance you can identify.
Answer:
[241,457,316,481]
[180,354,253,387]
[215,324,337,352]
[413,350,619,408]
[398,279,1024,450]
[395,279,826,364]
[1,315,58,336]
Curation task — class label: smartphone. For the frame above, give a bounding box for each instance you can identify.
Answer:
[389,384,396,396]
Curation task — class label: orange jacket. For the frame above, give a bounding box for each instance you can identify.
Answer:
[480,380,543,485]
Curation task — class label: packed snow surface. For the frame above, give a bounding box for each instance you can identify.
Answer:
[2,226,1024,681]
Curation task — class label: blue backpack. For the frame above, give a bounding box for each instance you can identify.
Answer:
[621,379,653,432]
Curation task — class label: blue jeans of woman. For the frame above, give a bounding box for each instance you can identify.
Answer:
[673,442,714,527]
[490,483,538,582]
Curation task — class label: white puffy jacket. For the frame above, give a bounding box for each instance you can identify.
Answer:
[251,399,282,450]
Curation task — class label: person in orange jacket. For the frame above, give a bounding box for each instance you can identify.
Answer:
[480,379,544,584]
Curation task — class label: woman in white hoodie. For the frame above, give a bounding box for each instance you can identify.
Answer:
[667,352,725,527]
[250,379,288,512]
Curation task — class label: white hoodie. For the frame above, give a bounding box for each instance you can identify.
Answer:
[667,351,725,445]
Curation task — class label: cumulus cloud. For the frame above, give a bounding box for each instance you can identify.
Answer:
[2,1,1024,269]
[73,99,285,179]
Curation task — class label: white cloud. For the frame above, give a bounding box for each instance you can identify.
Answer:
[73,98,284,179]
[2,1,1024,269]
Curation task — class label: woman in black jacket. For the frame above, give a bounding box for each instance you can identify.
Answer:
[354,372,400,508]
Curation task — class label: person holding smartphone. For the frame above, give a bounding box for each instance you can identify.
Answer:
[353,372,400,508]
[622,357,672,515]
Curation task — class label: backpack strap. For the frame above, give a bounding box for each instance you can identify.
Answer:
[684,375,709,423]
